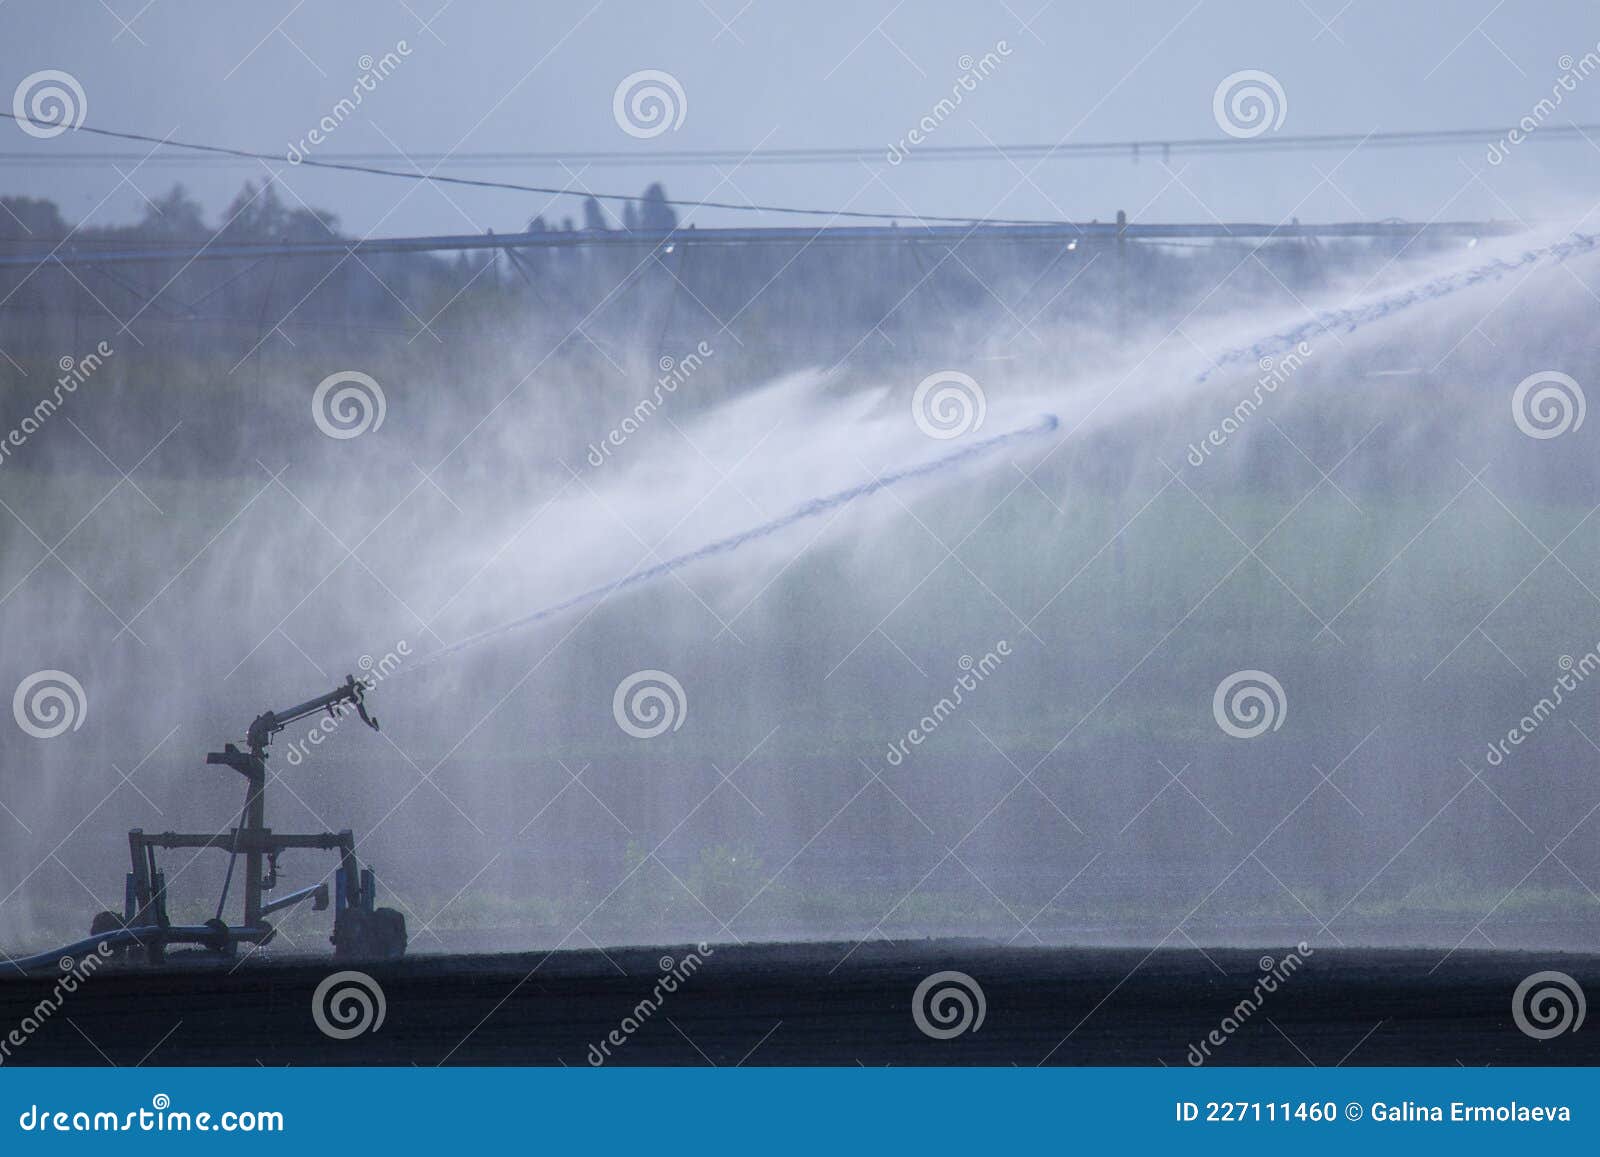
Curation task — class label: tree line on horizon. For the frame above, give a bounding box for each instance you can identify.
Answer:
[0,179,678,245]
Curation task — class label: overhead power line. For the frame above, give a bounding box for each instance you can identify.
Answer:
[3,123,1591,169]
[0,111,1066,227]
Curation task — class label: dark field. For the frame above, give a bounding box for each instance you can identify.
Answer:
[1,940,1594,1066]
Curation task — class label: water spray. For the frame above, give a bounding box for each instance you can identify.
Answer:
[400,413,1061,676]
[1197,230,1599,381]
[9,414,1060,967]
[386,231,1600,680]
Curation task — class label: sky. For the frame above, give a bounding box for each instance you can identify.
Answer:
[3,1,1600,237]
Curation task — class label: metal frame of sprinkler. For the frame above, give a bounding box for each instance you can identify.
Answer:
[28,676,408,969]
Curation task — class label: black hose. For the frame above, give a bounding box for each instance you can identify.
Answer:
[3,927,161,973]
[1,923,263,974]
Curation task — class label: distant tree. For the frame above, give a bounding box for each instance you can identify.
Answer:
[280,203,338,240]
[638,183,677,232]
[217,180,337,241]
[218,180,283,239]
[581,196,609,231]
[137,184,208,239]
[0,195,68,239]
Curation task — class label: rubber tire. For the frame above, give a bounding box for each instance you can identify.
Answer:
[333,908,407,960]
[89,910,132,961]
[371,907,407,959]
[331,910,367,960]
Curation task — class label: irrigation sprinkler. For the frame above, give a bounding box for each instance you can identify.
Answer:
[14,675,407,971]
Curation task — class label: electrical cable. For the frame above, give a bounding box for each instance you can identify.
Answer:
[0,110,1070,227]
